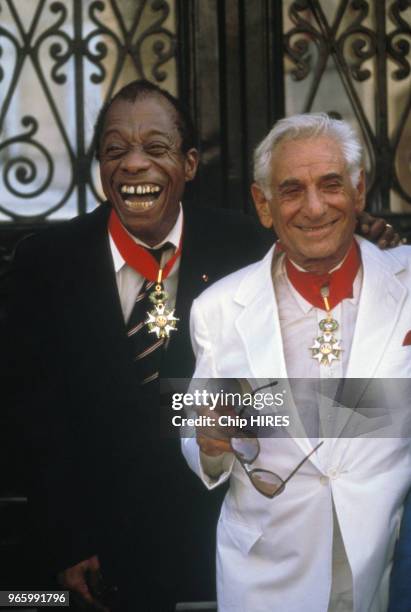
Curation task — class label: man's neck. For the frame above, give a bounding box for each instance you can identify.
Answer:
[125,204,183,250]
[287,243,354,276]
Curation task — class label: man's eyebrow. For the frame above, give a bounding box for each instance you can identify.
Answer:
[277,173,345,190]
[320,172,343,182]
[101,128,126,141]
[102,127,173,141]
[278,178,302,190]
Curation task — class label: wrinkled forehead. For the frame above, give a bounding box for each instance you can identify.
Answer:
[270,136,347,184]
[102,94,181,141]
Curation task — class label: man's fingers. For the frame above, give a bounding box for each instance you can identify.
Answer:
[59,567,94,604]
[357,210,372,234]
[58,566,90,595]
[86,554,103,597]
[380,224,395,242]
[195,403,239,455]
[367,218,386,241]
[58,557,110,612]
[88,567,104,598]
[358,213,406,248]
[88,555,101,572]
[377,226,397,249]
[387,233,401,247]
[198,404,237,418]
[197,433,232,456]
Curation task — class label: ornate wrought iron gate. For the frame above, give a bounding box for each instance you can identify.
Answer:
[1,0,410,231]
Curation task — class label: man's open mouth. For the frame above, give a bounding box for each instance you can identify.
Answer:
[119,183,163,210]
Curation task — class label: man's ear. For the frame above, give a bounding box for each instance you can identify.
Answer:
[251,183,273,229]
[184,148,200,182]
[354,168,366,213]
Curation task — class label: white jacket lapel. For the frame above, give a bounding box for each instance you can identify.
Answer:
[233,247,319,458]
[233,246,288,379]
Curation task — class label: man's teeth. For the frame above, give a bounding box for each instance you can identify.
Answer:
[120,184,161,195]
[300,221,335,231]
[124,200,154,209]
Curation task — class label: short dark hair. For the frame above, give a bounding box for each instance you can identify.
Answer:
[93,79,197,160]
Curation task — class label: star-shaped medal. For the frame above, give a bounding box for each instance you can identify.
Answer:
[310,332,342,366]
[310,316,342,366]
[146,303,179,339]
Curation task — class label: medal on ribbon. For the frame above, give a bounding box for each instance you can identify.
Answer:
[145,269,179,339]
[108,209,182,339]
[310,286,342,366]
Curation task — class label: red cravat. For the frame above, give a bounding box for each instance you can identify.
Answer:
[285,241,361,310]
[108,209,182,280]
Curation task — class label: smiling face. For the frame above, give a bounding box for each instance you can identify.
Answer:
[252,136,365,273]
[99,95,199,245]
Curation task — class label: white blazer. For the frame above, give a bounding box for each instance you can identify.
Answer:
[182,238,411,612]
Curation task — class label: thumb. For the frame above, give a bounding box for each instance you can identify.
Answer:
[88,555,101,572]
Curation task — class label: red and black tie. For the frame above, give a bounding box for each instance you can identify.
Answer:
[126,246,171,386]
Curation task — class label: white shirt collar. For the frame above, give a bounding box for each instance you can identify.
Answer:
[109,203,183,274]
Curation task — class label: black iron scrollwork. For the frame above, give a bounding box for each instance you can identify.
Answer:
[0,44,3,83]
[0,0,178,221]
[338,0,377,82]
[0,4,20,125]
[284,0,321,81]
[387,0,411,80]
[138,0,177,82]
[34,2,74,84]
[0,117,53,214]
[85,1,121,85]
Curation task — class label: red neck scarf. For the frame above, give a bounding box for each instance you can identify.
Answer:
[285,241,361,310]
[108,209,182,282]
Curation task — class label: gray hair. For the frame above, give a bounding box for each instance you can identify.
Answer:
[253,113,363,197]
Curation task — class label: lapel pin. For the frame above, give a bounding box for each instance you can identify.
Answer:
[202,274,209,283]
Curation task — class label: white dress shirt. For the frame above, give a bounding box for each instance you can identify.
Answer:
[108,206,182,323]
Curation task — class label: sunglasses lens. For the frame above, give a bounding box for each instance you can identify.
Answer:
[231,437,259,464]
[249,470,285,498]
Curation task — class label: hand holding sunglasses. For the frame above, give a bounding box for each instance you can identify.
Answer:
[196,403,238,456]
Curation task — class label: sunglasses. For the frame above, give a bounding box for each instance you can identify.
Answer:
[230,437,324,499]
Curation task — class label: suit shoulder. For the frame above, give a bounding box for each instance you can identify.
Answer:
[13,204,109,263]
[371,242,411,270]
[184,205,273,252]
[390,244,411,265]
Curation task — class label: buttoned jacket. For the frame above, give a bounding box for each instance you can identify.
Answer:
[183,238,411,612]
[6,202,271,602]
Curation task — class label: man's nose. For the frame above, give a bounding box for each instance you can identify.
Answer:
[303,188,327,217]
[120,148,151,173]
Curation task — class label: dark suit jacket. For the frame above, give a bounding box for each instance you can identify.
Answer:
[6,202,272,608]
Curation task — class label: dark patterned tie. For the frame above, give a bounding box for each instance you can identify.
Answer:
[127,246,171,385]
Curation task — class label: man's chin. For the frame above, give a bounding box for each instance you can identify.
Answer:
[297,245,352,271]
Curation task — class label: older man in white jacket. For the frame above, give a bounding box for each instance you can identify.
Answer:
[182,114,411,612]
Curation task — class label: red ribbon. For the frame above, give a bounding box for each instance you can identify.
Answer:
[285,241,361,310]
[108,209,182,281]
